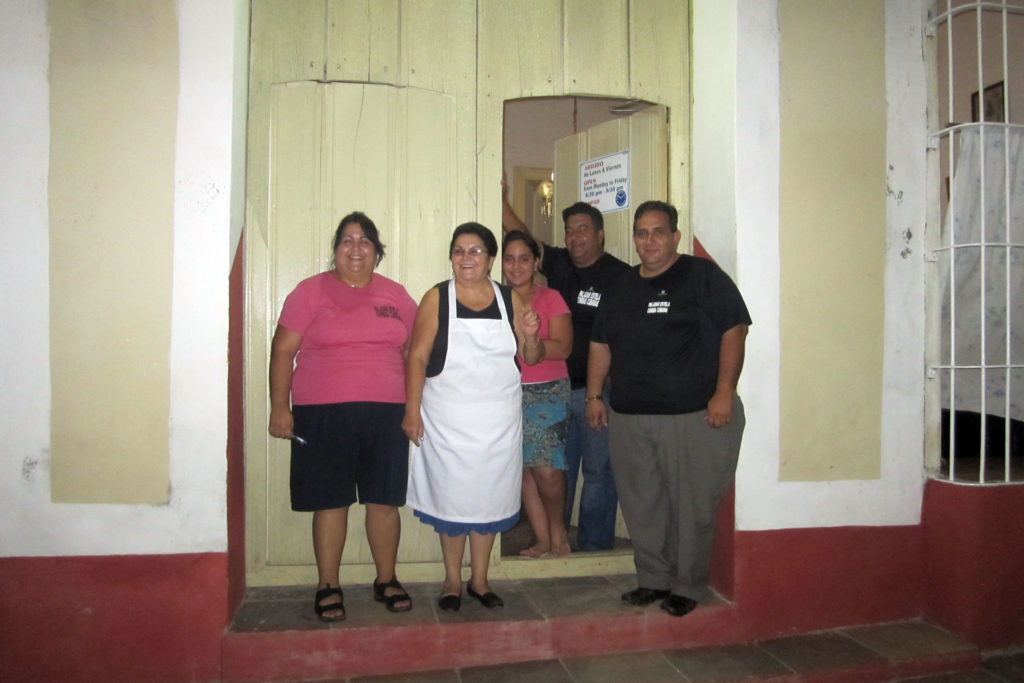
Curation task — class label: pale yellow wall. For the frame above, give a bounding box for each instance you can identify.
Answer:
[49,0,177,502]
[778,0,886,481]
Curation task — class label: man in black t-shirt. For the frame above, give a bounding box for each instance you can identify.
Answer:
[503,197,629,551]
[586,200,750,617]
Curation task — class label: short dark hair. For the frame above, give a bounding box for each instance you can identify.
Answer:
[632,201,679,233]
[502,230,540,260]
[450,222,498,258]
[561,201,604,232]
[333,211,385,265]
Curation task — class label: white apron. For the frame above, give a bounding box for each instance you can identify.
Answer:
[407,279,523,525]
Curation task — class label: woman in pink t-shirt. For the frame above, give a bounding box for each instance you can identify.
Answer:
[268,212,417,622]
[502,230,573,558]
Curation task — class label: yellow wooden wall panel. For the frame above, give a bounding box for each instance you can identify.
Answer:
[477,0,565,246]
[400,88,458,299]
[629,0,690,237]
[402,0,478,228]
[248,0,328,251]
[584,118,631,262]
[563,0,629,95]
[265,83,326,566]
[627,106,669,200]
[479,0,563,99]
[402,0,476,94]
[269,84,328,316]
[326,85,400,234]
[326,0,400,82]
[251,0,326,83]
[553,132,585,231]
[628,0,689,99]
[245,4,331,564]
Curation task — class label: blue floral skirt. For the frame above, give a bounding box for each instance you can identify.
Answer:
[522,377,569,469]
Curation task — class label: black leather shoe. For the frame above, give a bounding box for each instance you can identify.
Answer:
[466,585,504,608]
[660,594,698,617]
[438,593,461,611]
[621,587,670,605]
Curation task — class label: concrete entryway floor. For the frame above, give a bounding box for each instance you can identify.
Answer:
[226,573,1022,682]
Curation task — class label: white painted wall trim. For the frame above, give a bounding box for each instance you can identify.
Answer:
[691,0,739,276]
[0,0,238,556]
[729,0,929,530]
[0,0,53,551]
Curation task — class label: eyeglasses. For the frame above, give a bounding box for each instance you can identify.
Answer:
[451,246,487,258]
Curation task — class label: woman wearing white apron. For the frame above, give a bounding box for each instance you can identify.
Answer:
[404,223,543,611]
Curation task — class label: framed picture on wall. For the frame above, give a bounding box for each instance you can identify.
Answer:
[971,81,1005,123]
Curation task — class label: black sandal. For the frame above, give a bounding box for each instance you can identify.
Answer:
[373,577,412,613]
[314,585,346,622]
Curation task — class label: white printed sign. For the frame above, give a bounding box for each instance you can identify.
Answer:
[580,151,630,214]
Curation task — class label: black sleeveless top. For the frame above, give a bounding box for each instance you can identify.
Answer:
[426,281,517,378]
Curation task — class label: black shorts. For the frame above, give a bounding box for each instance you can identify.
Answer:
[289,402,408,511]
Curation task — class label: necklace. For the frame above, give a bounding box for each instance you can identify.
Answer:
[333,270,371,288]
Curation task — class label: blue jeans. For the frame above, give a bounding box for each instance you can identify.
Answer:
[564,387,619,550]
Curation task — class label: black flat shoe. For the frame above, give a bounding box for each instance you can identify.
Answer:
[438,593,461,611]
[314,585,346,622]
[660,594,698,617]
[373,577,412,613]
[621,587,670,605]
[466,585,504,608]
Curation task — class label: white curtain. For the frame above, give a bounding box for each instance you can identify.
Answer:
[939,124,1024,422]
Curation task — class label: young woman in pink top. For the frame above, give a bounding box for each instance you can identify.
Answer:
[502,230,573,558]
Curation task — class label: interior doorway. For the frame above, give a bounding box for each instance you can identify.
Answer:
[503,96,661,248]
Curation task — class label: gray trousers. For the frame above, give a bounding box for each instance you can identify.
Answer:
[608,395,745,599]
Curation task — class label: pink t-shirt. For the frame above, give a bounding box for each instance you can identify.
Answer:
[278,271,417,405]
[520,285,570,385]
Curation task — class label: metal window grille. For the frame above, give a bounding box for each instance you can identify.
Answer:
[926,0,1024,483]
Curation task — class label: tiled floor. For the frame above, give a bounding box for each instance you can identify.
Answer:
[342,648,1024,682]
[227,574,1022,682]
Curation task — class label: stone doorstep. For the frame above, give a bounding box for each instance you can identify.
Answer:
[222,580,981,682]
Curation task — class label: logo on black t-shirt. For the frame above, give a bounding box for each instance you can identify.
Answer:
[646,301,670,314]
[577,288,601,307]
[647,291,670,314]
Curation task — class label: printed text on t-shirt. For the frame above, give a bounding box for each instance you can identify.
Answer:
[646,300,670,314]
[577,289,601,307]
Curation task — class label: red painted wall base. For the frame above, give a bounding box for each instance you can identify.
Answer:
[227,234,246,616]
[731,525,924,635]
[923,478,1024,649]
[3,481,1021,680]
[0,553,227,682]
